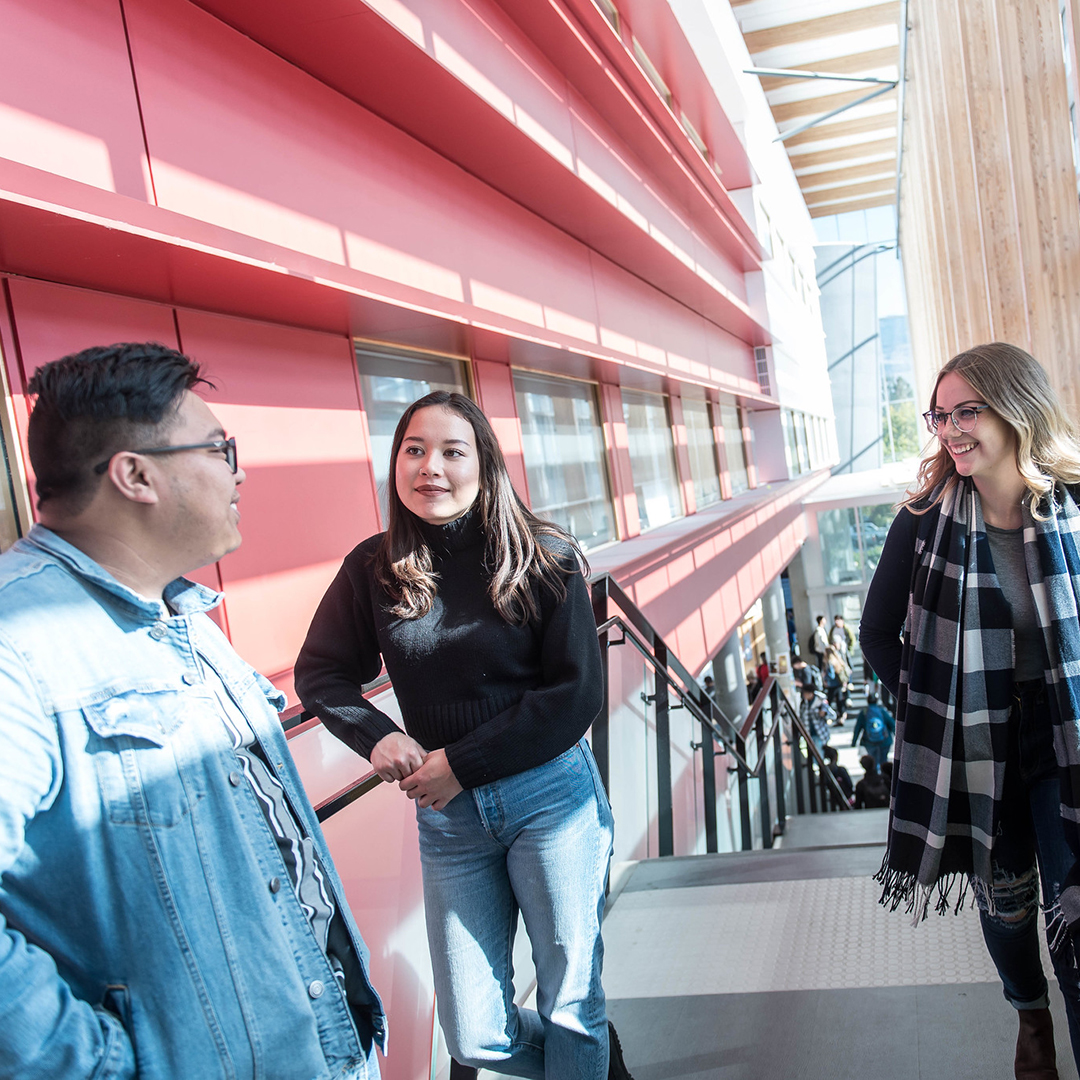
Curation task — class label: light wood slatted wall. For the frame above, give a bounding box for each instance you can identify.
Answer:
[900,0,1080,414]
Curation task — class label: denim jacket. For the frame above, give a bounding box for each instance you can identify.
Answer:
[0,526,386,1079]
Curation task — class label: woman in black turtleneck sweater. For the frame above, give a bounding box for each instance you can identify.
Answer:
[295,392,634,1080]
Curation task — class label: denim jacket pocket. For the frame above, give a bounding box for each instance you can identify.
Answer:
[83,687,203,828]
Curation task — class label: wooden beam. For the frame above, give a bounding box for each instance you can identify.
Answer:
[782,111,897,147]
[809,191,895,217]
[798,157,897,190]
[804,177,895,205]
[759,47,898,90]
[787,137,896,166]
[770,84,896,122]
[744,3,900,55]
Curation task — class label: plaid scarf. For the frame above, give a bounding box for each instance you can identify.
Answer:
[877,479,1080,952]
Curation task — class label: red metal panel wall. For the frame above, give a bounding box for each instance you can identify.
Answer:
[175,309,379,691]
[472,358,530,504]
[4,277,182,529]
[0,0,149,199]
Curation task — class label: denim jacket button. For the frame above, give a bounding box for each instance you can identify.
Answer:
[268,876,281,894]
[228,771,242,787]
[149,624,167,641]
[307,980,324,999]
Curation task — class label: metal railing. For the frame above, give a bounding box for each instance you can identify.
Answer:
[590,573,850,855]
[285,574,851,841]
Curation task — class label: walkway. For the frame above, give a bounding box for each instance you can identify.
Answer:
[600,810,1077,1079]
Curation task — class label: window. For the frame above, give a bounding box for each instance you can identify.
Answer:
[354,344,467,519]
[0,416,21,552]
[794,412,810,474]
[818,503,897,586]
[819,507,861,586]
[595,0,619,32]
[682,397,721,509]
[680,111,709,162]
[781,410,796,475]
[621,388,683,530]
[719,397,749,496]
[513,371,616,550]
[0,361,24,553]
[632,38,673,107]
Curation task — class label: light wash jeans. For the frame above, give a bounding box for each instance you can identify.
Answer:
[416,740,614,1080]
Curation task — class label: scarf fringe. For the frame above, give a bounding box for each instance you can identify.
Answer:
[875,858,976,925]
[1044,901,1080,969]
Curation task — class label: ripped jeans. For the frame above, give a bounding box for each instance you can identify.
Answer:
[977,681,1080,1066]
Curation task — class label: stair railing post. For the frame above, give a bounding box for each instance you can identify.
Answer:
[654,640,674,857]
[736,730,753,850]
[755,707,772,848]
[791,719,807,815]
[771,682,787,838]
[590,575,610,794]
[700,692,718,854]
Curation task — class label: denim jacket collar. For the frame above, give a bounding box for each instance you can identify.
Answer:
[23,524,223,621]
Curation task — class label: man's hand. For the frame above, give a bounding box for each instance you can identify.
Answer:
[399,749,463,811]
[370,732,427,783]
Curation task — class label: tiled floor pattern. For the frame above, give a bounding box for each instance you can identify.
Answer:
[602,874,1013,998]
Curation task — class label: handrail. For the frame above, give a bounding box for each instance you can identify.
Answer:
[281,574,852,833]
[596,614,743,752]
[596,575,741,734]
[774,687,853,810]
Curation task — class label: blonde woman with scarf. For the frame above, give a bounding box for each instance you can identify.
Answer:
[861,343,1080,1080]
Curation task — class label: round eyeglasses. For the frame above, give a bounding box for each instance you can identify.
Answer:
[922,404,990,435]
[93,437,238,475]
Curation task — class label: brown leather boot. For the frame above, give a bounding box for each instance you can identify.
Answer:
[1015,1008,1059,1079]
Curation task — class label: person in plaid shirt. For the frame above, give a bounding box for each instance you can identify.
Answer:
[799,683,836,753]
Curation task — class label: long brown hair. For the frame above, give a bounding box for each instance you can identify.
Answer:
[904,342,1080,517]
[373,391,587,623]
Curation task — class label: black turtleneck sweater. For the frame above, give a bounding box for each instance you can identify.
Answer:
[294,512,603,790]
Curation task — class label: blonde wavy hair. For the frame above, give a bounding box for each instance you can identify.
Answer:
[904,342,1080,517]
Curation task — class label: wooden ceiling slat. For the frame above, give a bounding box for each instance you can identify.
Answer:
[808,191,895,217]
[758,47,898,90]
[771,83,896,122]
[804,177,895,205]
[782,110,897,147]
[788,137,896,167]
[744,2,900,55]
[798,156,897,189]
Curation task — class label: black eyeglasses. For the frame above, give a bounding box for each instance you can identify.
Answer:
[93,437,238,475]
[922,404,990,434]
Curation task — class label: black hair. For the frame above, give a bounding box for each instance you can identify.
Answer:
[823,745,838,764]
[867,692,878,705]
[27,342,209,512]
[375,391,586,624]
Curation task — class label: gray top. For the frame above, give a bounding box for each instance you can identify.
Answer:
[985,522,1045,682]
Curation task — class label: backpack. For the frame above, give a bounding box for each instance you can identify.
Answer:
[863,706,889,744]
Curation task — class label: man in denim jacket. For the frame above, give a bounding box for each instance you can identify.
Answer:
[0,343,385,1078]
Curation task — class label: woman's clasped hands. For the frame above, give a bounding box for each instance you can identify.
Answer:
[370,731,463,810]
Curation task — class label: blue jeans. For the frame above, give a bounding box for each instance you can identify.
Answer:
[862,739,891,770]
[416,740,615,1080]
[978,682,1080,1068]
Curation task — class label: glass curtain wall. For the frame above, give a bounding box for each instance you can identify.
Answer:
[513,370,616,550]
[354,345,467,520]
[719,396,749,495]
[682,397,721,509]
[818,502,897,587]
[621,388,683,530]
